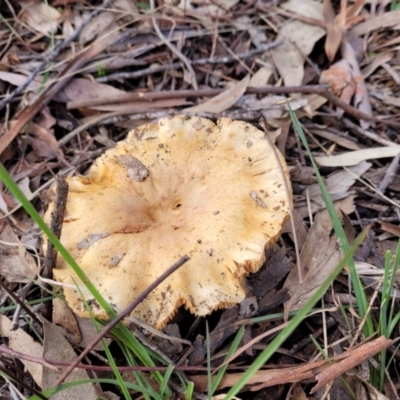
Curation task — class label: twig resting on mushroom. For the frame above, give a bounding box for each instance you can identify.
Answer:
[54,255,190,386]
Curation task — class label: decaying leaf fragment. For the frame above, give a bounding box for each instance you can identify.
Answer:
[45,116,292,329]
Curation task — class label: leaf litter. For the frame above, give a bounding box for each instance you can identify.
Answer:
[1,0,400,398]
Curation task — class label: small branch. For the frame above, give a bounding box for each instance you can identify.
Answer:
[67,85,331,109]
[42,177,69,320]
[0,344,246,372]
[66,84,400,128]
[149,0,198,89]
[54,255,190,386]
[0,279,41,326]
[0,363,48,400]
[96,39,284,83]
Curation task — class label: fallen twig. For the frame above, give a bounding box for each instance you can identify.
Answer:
[149,0,198,89]
[65,84,400,128]
[42,177,69,320]
[96,39,284,83]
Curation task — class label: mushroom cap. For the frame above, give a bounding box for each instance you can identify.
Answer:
[46,116,292,329]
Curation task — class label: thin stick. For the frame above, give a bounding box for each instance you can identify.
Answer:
[0,0,114,112]
[41,177,69,320]
[0,364,48,400]
[96,39,284,83]
[54,255,190,386]
[65,84,400,128]
[149,0,198,89]
[67,85,331,110]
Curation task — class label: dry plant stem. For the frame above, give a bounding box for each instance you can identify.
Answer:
[342,117,397,146]
[149,0,198,90]
[65,85,400,128]
[0,0,114,112]
[66,85,331,109]
[57,111,136,147]
[289,317,336,354]
[0,279,41,326]
[96,39,284,83]
[11,282,34,330]
[0,345,243,372]
[0,345,58,371]
[349,279,380,349]
[54,255,190,386]
[42,177,69,320]
[311,336,394,393]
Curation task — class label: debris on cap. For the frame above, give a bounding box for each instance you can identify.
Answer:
[45,116,292,329]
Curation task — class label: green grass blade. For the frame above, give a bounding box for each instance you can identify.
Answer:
[185,381,194,400]
[288,106,373,337]
[211,326,245,394]
[159,364,174,396]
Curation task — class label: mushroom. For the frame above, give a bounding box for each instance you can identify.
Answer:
[45,116,292,329]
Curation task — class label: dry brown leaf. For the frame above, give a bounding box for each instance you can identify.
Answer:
[281,0,325,20]
[0,224,37,282]
[273,0,325,85]
[0,315,43,386]
[319,59,356,103]
[166,0,239,19]
[362,52,394,79]
[20,0,62,36]
[380,222,400,237]
[315,146,400,167]
[323,0,343,61]
[79,11,116,44]
[184,74,250,113]
[52,297,82,344]
[233,16,268,49]
[311,128,361,150]
[248,65,273,87]
[271,40,305,87]
[372,92,400,108]
[0,71,42,92]
[41,318,99,400]
[240,95,307,112]
[271,18,325,86]
[297,162,370,217]
[24,122,63,160]
[52,297,109,350]
[351,9,400,36]
[283,208,344,320]
[292,384,308,400]
[63,78,126,104]
[342,40,373,129]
